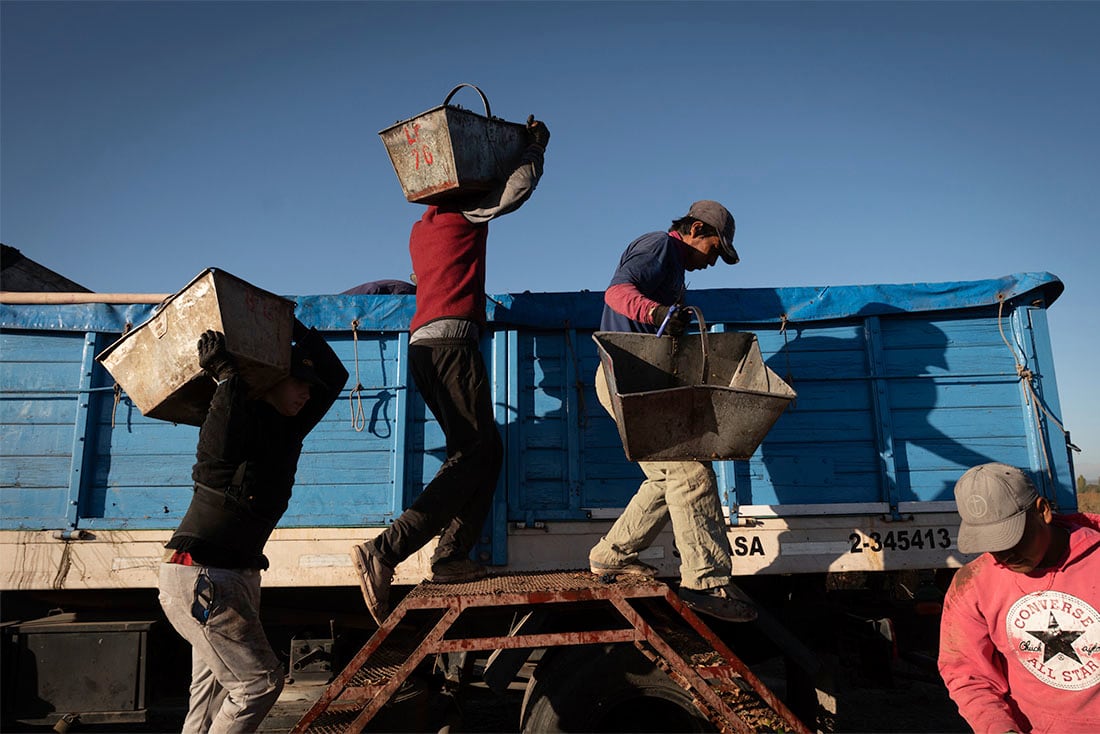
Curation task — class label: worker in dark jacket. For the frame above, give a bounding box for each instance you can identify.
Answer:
[352,116,549,626]
[158,322,347,734]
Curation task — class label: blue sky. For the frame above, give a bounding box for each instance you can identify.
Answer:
[2,1,1098,480]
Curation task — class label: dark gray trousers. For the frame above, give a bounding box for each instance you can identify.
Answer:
[371,338,503,568]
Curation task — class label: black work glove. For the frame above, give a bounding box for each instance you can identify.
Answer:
[650,305,691,337]
[197,330,237,381]
[526,115,550,150]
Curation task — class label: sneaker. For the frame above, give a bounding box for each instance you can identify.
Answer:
[589,558,659,578]
[351,543,394,626]
[678,586,758,623]
[430,557,488,583]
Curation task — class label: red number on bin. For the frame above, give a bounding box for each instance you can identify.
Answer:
[404,125,433,169]
[414,145,433,170]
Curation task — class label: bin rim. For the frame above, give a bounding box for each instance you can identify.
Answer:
[377,84,524,135]
[94,267,294,364]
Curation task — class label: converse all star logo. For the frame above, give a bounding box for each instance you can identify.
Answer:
[1006,591,1100,691]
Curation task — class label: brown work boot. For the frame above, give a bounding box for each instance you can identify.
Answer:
[351,543,393,626]
[429,557,488,583]
[678,586,758,623]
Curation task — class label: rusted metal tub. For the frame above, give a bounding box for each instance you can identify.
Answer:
[593,328,796,462]
[378,83,528,204]
[96,268,294,426]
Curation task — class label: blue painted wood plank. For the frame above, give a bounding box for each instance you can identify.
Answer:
[756,410,874,442]
[0,423,74,456]
[892,405,1028,439]
[0,361,87,391]
[76,481,401,529]
[764,380,873,412]
[0,456,72,489]
[0,396,79,424]
[886,378,1020,410]
[0,487,71,528]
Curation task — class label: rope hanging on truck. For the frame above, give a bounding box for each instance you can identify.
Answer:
[109,322,133,428]
[779,314,797,409]
[997,296,1078,499]
[349,319,367,432]
[997,297,1072,435]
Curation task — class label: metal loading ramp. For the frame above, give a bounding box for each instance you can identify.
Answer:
[292,571,810,734]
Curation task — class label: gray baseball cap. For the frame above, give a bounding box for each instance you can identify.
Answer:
[686,200,738,265]
[954,463,1039,554]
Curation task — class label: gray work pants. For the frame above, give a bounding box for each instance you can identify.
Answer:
[588,363,733,590]
[158,563,285,733]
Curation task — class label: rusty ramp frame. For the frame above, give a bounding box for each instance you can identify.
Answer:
[292,571,809,734]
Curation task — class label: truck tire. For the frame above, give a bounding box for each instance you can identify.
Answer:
[519,644,714,733]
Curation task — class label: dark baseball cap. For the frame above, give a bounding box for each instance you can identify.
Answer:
[289,344,328,391]
[954,463,1040,554]
[686,200,738,265]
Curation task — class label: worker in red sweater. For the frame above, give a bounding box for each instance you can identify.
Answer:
[352,116,549,625]
[938,462,1100,733]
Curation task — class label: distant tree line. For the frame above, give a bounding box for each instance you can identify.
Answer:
[1077,475,1100,514]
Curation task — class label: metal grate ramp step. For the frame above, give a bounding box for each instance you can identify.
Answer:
[292,570,809,733]
[629,597,795,733]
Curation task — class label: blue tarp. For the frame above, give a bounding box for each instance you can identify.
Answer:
[0,271,1064,334]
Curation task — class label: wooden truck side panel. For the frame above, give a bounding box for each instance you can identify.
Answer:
[0,272,1075,589]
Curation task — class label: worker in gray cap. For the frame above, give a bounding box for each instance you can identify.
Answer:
[589,200,756,623]
[599,200,738,336]
[938,462,1100,733]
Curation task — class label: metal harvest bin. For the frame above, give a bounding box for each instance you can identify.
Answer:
[96,269,295,426]
[378,83,528,204]
[593,330,796,462]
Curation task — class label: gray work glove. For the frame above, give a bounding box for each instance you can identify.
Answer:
[651,305,691,337]
[197,330,237,381]
[526,115,550,150]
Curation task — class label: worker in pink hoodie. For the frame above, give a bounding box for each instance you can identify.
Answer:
[938,462,1100,733]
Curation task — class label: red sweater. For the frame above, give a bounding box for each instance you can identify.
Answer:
[938,513,1100,733]
[408,206,489,333]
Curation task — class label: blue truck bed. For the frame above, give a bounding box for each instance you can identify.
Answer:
[0,272,1076,590]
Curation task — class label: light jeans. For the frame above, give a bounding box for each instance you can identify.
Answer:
[158,563,285,733]
[589,363,732,590]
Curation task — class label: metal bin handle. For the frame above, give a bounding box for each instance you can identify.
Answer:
[443,83,493,119]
